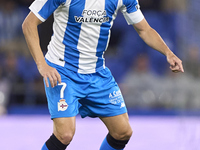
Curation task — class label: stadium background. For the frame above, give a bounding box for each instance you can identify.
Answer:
[0,0,200,150]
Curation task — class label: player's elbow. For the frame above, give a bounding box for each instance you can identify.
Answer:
[22,20,27,34]
[22,19,29,35]
[138,27,155,42]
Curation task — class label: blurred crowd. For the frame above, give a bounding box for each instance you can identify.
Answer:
[0,0,200,115]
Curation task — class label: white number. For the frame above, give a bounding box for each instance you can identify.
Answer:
[58,83,67,98]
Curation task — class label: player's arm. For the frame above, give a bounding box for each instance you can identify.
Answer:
[22,12,61,87]
[133,18,184,73]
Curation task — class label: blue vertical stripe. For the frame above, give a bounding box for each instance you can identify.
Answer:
[96,0,118,71]
[38,0,65,20]
[63,0,86,71]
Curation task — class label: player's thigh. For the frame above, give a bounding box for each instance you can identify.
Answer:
[53,117,76,142]
[100,113,132,140]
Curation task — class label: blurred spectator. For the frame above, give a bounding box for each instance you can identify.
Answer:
[121,53,200,110]
[164,70,200,110]
[0,66,11,115]
[161,0,188,13]
[3,52,20,82]
[2,50,46,106]
[183,44,200,78]
[0,0,25,47]
[121,54,158,108]
[17,53,44,105]
[3,51,24,105]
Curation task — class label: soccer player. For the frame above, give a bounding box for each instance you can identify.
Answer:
[22,0,184,149]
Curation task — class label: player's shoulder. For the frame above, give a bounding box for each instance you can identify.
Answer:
[121,0,140,12]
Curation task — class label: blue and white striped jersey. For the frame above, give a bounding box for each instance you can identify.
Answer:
[30,0,144,74]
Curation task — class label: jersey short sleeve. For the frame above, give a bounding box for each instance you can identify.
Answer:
[120,0,144,25]
[29,0,66,22]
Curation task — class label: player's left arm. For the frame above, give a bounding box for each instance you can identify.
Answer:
[133,18,184,73]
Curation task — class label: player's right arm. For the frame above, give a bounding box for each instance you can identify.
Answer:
[133,18,184,73]
[22,12,61,87]
[120,0,184,73]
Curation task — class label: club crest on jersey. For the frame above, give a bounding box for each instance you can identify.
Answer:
[58,99,68,111]
[75,9,109,23]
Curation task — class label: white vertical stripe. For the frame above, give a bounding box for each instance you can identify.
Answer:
[102,51,106,69]
[45,0,72,67]
[110,0,123,28]
[77,0,105,73]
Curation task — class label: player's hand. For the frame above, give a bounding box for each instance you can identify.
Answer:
[166,52,184,73]
[37,62,61,88]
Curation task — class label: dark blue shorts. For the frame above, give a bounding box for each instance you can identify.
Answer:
[44,60,127,119]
